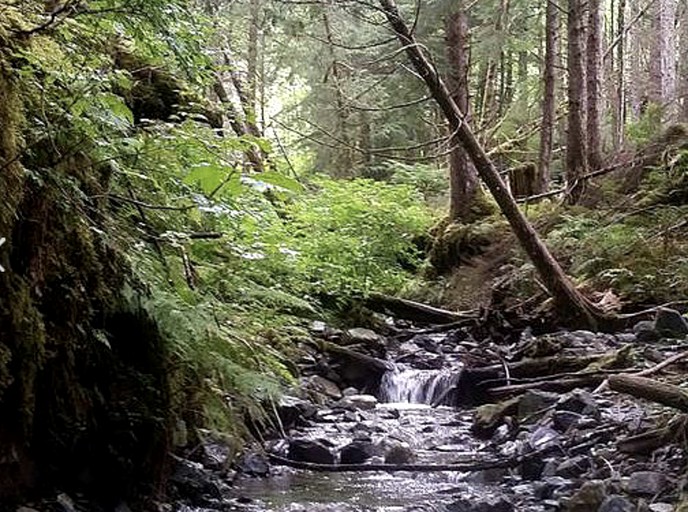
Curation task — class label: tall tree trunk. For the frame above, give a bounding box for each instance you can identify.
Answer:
[378,0,606,330]
[322,7,353,177]
[537,0,557,194]
[680,1,688,121]
[612,0,626,148]
[246,0,260,124]
[650,0,679,121]
[566,0,588,204]
[446,8,481,220]
[586,0,603,170]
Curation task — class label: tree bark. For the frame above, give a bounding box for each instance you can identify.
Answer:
[566,0,588,203]
[446,7,481,220]
[613,0,627,147]
[649,0,679,121]
[586,0,603,171]
[537,0,558,194]
[377,0,606,330]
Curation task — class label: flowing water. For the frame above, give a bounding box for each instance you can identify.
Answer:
[378,365,463,405]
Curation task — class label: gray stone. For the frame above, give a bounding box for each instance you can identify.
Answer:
[627,471,666,496]
[309,375,342,399]
[598,495,634,512]
[340,441,376,464]
[342,387,359,397]
[338,394,378,410]
[288,439,335,465]
[552,410,581,432]
[343,328,383,346]
[517,390,559,421]
[17,508,41,512]
[557,390,600,417]
[564,480,607,512]
[447,495,514,512]
[236,452,270,476]
[383,440,415,464]
[654,308,688,338]
[200,441,231,470]
[634,320,661,343]
[555,455,588,478]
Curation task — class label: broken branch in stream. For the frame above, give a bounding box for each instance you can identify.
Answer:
[364,293,478,325]
[608,374,688,412]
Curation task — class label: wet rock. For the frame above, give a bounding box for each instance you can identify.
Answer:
[236,452,270,477]
[552,410,581,432]
[446,495,514,512]
[534,476,574,500]
[338,394,378,410]
[555,455,588,478]
[634,321,661,343]
[627,471,666,496]
[342,387,359,396]
[56,494,77,512]
[309,375,343,399]
[340,440,376,464]
[200,441,231,470]
[383,440,415,464]
[598,495,634,512]
[563,480,607,512]
[557,390,600,417]
[528,425,561,450]
[343,328,384,348]
[517,390,559,422]
[287,439,335,465]
[472,397,519,438]
[654,307,688,338]
[278,395,317,427]
[16,508,40,512]
[169,457,222,501]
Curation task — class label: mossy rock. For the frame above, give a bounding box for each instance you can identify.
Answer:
[428,217,502,274]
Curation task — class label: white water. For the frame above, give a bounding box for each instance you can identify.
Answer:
[378,365,463,405]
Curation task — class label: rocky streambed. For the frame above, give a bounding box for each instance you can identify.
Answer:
[16,308,688,512]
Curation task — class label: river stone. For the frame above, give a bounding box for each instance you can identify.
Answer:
[446,495,514,512]
[555,455,588,478]
[598,495,634,512]
[634,320,661,343]
[563,480,607,512]
[338,394,378,410]
[654,307,688,338]
[236,452,270,477]
[278,395,316,427]
[626,471,666,496]
[552,410,581,432]
[287,439,335,465]
[340,440,376,464]
[557,390,600,417]
[309,375,343,399]
[383,440,415,464]
[517,390,559,422]
[342,387,359,397]
[343,328,383,347]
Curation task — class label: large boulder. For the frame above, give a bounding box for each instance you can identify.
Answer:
[654,308,688,338]
[340,441,376,464]
[287,439,335,465]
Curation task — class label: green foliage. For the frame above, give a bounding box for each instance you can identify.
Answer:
[267,177,434,297]
[546,205,688,303]
[626,104,664,146]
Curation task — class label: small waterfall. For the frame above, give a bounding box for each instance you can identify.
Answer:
[378,365,462,405]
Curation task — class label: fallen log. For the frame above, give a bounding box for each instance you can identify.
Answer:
[318,340,394,372]
[608,374,688,412]
[364,293,476,325]
[488,375,606,398]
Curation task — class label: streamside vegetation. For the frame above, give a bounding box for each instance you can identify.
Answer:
[0,0,687,506]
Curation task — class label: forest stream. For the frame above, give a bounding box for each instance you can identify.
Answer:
[162,316,688,512]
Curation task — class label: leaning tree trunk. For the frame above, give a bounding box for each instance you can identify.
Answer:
[586,0,603,171]
[537,0,557,195]
[378,0,606,330]
[446,7,481,220]
[566,0,588,204]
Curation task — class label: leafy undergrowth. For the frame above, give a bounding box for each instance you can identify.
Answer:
[408,137,688,315]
